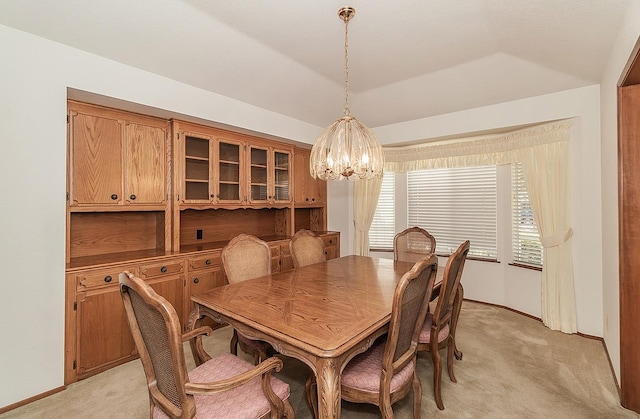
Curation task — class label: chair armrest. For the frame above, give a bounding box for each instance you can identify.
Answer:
[182,326,213,342]
[184,356,283,395]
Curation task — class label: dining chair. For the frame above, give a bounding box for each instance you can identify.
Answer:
[289,229,326,268]
[305,254,439,419]
[118,271,294,419]
[417,240,470,410]
[222,234,273,364]
[394,227,437,263]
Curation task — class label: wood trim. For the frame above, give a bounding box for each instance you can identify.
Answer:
[0,386,65,414]
[619,83,640,412]
[619,36,640,87]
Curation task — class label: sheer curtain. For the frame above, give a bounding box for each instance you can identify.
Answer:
[353,177,382,256]
[381,122,577,333]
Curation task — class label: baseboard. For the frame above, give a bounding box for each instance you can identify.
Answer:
[463,297,622,398]
[0,385,66,414]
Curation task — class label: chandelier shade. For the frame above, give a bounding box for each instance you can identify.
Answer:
[310,115,385,180]
[309,6,384,181]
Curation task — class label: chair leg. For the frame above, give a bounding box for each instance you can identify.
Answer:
[451,285,464,361]
[230,329,239,355]
[431,340,444,410]
[379,386,393,419]
[447,336,457,383]
[305,374,318,419]
[283,398,295,419]
[412,372,422,419]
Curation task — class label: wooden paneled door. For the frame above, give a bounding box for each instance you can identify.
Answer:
[618,40,640,413]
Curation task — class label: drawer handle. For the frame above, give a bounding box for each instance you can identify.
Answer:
[160,266,167,273]
[110,194,118,200]
[193,277,199,284]
[104,275,112,283]
[305,198,309,201]
[130,194,137,200]
[329,239,333,244]
[324,251,328,255]
[205,259,211,265]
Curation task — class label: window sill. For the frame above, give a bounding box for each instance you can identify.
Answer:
[509,262,542,272]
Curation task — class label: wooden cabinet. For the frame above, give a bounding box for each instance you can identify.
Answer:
[65,101,335,385]
[248,145,292,205]
[176,122,246,206]
[294,147,326,206]
[65,258,185,384]
[320,232,341,260]
[68,101,169,208]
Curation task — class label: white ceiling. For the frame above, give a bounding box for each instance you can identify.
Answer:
[0,0,632,128]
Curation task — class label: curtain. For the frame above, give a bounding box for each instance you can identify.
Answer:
[518,142,577,333]
[381,121,577,333]
[353,177,383,256]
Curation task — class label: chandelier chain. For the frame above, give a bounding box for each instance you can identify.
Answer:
[343,16,350,116]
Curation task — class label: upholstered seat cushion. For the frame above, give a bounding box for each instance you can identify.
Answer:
[418,312,450,344]
[153,353,290,419]
[341,341,415,394]
[238,331,272,353]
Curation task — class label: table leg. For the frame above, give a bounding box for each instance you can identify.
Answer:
[315,358,341,419]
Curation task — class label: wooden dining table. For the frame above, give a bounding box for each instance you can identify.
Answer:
[188,255,417,419]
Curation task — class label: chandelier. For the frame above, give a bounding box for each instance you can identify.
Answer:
[310,7,384,181]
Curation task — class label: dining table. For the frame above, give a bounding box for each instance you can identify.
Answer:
[188,255,418,419]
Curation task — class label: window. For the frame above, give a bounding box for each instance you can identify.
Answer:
[511,162,543,266]
[369,172,395,250]
[407,166,497,259]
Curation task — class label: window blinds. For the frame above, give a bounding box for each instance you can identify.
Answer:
[407,166,497,259]
[511,162,543,266]
[369,172,395,250]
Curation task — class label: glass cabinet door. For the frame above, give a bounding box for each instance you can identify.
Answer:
[249,146,269,202]
[273,150,290,202]
[184,135,211,201]
[217,140,242,203]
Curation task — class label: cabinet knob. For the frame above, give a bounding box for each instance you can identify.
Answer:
[104,275,112,283]
[110,194,118,200]
[210,194,215,198]
[306,198,309,201]
[130,194,136,200]
[324,251,328,255]
[193,277,200,284]
[205,259,211,265]
[160,266,167,273]
[329,239,333,244]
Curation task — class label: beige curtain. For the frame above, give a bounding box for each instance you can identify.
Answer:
[381,122,577,333]
[353,177,383,256]
[518,142,576,333]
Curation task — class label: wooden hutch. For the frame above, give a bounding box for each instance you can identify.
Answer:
[64,101,339,384]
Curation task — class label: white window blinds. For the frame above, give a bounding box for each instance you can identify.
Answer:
[511,162,543,266]
[369,172,395,250]
[407,166,497,259]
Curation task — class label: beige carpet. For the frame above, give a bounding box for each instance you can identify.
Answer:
[2,301,638,418]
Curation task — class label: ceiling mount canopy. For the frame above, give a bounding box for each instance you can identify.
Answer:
[309,6,385,181]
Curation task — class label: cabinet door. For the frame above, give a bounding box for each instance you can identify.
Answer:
[182,133,214,203]
[125,122,167,205]
[75,286,136,379]
[248,145,269,204]
[294,148,326,205]
[216,139,244,204]
[69,110,124,206]
[272,148,292,203]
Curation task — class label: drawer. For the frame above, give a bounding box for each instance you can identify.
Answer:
[139,260,184,279]
[76,266,137,290]
[322,235,338,248]
[269,244,281,257]
[189,252,222,270]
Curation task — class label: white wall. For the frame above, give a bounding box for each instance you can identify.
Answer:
[0,24,321,408]
[600,2,640,381]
